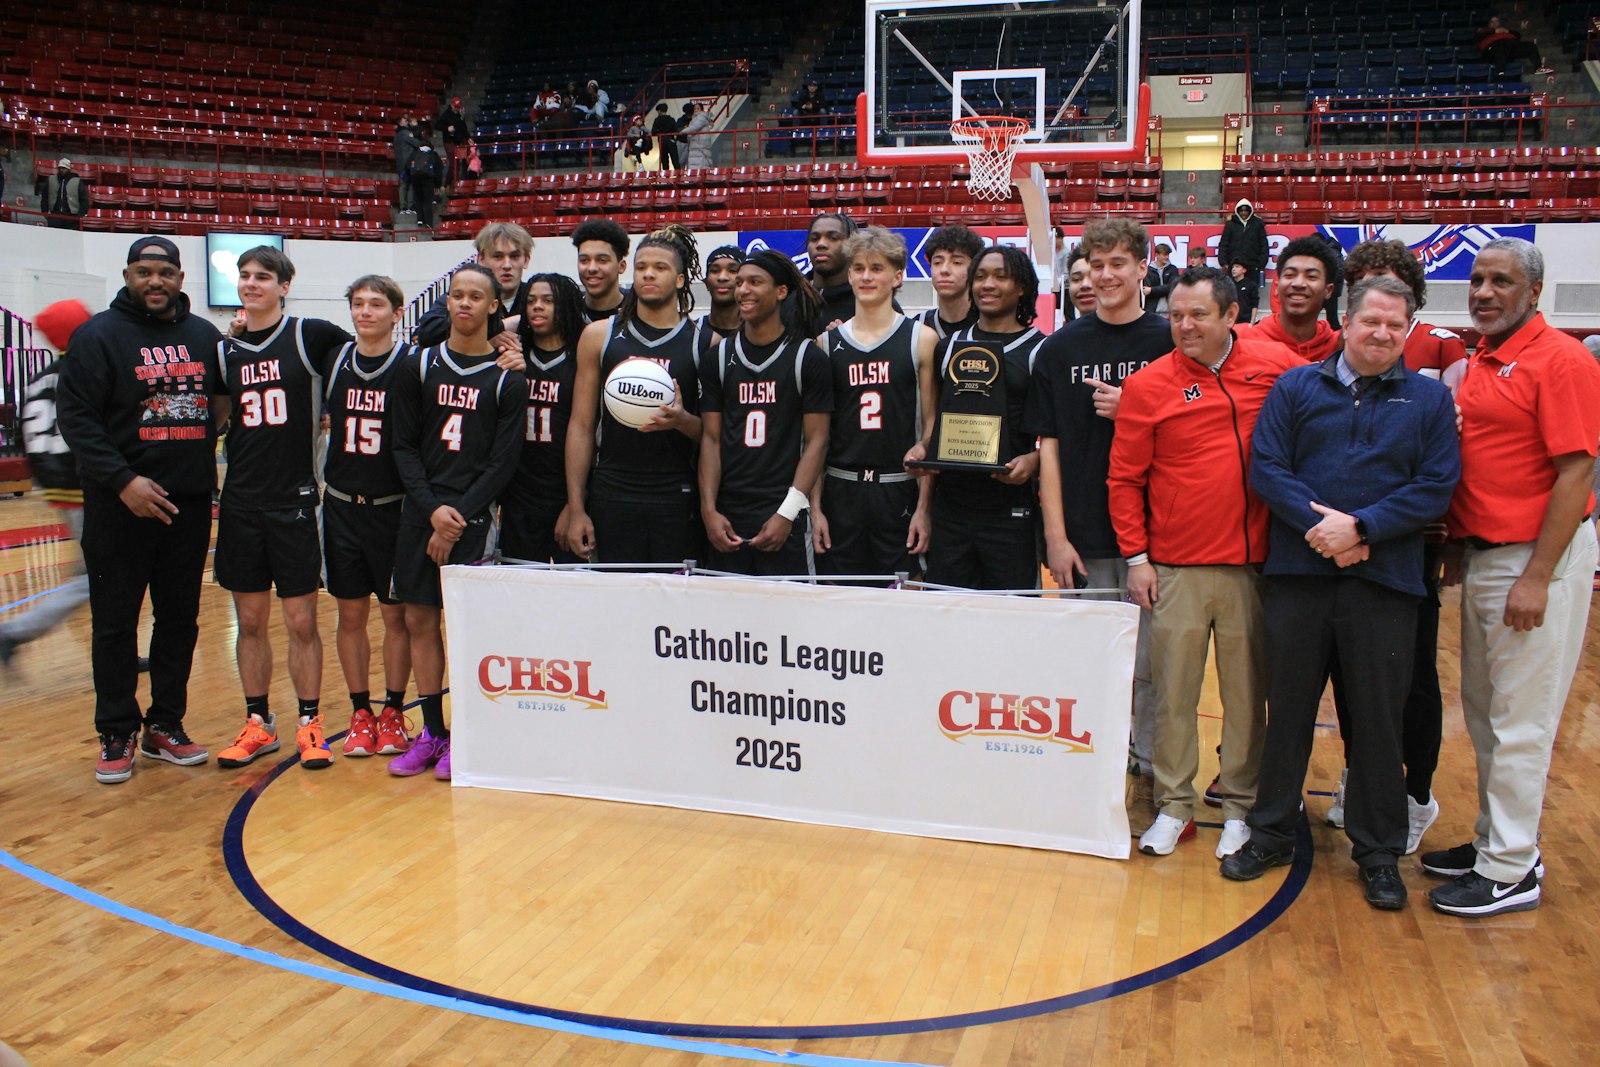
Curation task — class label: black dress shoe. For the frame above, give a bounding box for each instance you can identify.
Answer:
[1219,840,1293,881]
[1362,864,1408,910]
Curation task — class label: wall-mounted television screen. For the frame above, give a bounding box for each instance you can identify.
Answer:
[206,232,284,308]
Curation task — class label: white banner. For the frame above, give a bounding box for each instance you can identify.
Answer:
[442,568,1138,858]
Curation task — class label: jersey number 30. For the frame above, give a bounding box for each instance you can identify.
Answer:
[238,388,287,427]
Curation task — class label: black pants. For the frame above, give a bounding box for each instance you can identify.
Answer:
[1329,541,1443,803]
[658,137,679,170]
[80,487,212,736]
[925,500,1038,590]
[708,510,812,576]
[1248,575,1417,868]
[589,490,700,565]
[412,179,437,225]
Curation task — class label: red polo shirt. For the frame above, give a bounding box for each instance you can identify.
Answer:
[1447,313,1600,543]
[1404,319,1468,387]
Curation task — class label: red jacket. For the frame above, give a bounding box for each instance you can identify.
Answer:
[1108,334,1301,565]
[1240,314,1340,362]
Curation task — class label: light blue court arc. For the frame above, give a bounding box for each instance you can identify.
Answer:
[0,848,934,1067]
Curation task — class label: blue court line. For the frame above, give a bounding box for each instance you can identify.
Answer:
[0,846,933,1066]
[224,745,1316,1041]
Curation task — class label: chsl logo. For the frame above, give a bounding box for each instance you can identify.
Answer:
[477,656,608,708]
[938,691,1093,752]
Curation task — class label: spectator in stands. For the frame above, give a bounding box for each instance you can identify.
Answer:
[1051,227,1070,314]
[680,102,714,168]
[581,80,614,122]
[532,83,561,122]
[542,98,578,134]
[1244,235,1340,360]
[1475,16,1553,76]
[652,102,681,171]
[793,79,826,120]
[1218,199,1267,288]
[409,143,444,227]
[393,117,421,217]
[1187,246,1207,269]
[1144,242,1178,313]
[623,115,650,169]
[1322,234,1346,330]
[1231,261,1259,323]
[440,97,469,146]
[38,158,89,230]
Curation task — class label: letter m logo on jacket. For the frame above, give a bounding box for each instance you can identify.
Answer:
[1183,383,1203,403]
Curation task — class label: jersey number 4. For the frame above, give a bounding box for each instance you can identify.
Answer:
[343,417,382,455]
[238,388,288,427]
[440,412,464,451]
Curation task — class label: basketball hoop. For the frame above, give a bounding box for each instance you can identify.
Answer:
[950,116,1031,200]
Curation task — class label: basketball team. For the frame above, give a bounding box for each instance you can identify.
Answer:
[42,212,1600,917]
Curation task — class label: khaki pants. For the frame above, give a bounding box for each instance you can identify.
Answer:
[1082,556,1155,771]
[1150,564,1268,822]
[1460,522,1597,882]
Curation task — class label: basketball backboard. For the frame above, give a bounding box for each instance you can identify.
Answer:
[859,0,1148,166]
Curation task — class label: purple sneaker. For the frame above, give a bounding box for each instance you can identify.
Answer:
[434,741,452,781]
[388,728,447,777]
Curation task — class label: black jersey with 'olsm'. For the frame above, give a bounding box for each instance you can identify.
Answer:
[219,316,349,510]
[931,325,1045,513]
[508,342,578,509]
[701,332,832,516]
[820,314,923,472]
[914,305,979,343]
[323,341,410,500]
[591,317,709,499]
[390,346,528,523]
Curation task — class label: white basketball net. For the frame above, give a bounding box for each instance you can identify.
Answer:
[951,117,1030,201]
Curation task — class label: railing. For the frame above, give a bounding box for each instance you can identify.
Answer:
[1,303,47,452]
[400,256,478,340]
[1191,95,1600,157]
[616,58,753,128]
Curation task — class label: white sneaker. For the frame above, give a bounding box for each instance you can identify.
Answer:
[1326,768,1348,828]
[1405,793,1440,855]
[1216,819,1249,859]
[1139,813,1194,856]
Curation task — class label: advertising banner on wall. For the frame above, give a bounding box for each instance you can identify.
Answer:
[443,567,1139,858]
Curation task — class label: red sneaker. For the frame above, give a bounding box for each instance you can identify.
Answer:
[96,731,139,784]
[376,705,411,754]
[343,707,378,757]
[140,723,209,766]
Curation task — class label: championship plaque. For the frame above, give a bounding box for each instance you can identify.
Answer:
[907,341,1012,473]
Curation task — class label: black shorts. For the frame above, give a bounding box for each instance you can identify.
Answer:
[708,510,814,577]
[214,504,323,598]
[816,475,919,580]
[322,494,403,603]
[499,495,582,564]
[589,488,701,565]
[925,500,1039,591]
[391,513,494,608]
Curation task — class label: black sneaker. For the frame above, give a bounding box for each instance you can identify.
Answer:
[1429,870,1541,917]
[1361,865,1407,910]
[1203,775,1224,808]
[1420,842,1544,882]
[1219,840,1293,881]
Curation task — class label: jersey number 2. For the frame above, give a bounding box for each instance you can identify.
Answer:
[858,390,882,430]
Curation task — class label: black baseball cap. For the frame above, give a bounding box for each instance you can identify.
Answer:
[127,236,181,267]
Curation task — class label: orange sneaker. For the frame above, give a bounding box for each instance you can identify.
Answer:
[375,704,411,754]
[296,715,333,770]
[343,707,378,757]
[217,714,281,768]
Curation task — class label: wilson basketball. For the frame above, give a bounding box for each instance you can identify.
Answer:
[603,358,676,429]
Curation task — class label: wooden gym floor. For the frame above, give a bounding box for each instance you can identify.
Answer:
[1,493,1597,1066]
